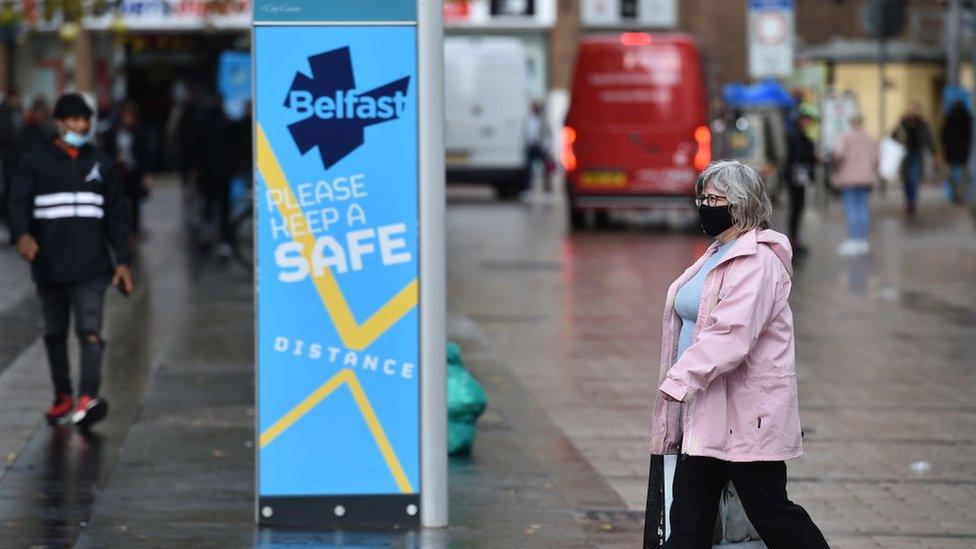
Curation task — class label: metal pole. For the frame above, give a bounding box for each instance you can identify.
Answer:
[418,0,448,529]
[948,0,962,87]
[879,36,887,140]
[970,4,976,207]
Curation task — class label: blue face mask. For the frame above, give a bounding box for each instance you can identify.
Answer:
[62,130,90,148]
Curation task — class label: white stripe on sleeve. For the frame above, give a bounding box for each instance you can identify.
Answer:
[33,205,104,219]
[34,192,76,207]
[75,205,104,218]
[75,192,104,206]
[34,192,105,207]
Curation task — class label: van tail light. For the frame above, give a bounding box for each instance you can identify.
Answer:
[561,126,578,172]
[620,32,652,46]
[694,125,711,171]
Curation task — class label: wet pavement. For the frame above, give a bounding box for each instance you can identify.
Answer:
[444,184,976,548]
[0,180,973,548]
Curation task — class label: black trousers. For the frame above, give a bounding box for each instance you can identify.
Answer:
[201,175,232,244]
[525,144,551,193]
[665,455,828,549]
[788,183,806,242]
[37,277,109,398]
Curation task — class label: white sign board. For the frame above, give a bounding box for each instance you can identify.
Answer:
[580,0,677,29]
[747,0,794,79]
[24,0,252,31]
[820,92,861,155]
[444,0,556,29]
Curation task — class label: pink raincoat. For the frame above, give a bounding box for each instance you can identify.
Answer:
[649,229,802,462]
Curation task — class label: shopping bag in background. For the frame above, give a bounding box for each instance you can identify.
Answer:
[447,342,488,456]
[878,137,906,184]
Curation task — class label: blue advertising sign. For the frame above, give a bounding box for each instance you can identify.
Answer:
[253,0,416,23]
[217,50,251,120]
[254,25,420,527]
[748,0,793,9]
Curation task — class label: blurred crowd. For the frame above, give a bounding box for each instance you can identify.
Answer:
[0,87,252,256]
[712,86,972,257]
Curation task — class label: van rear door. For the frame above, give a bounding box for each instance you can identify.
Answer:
[445,38,529,171]
[567,38,707,196]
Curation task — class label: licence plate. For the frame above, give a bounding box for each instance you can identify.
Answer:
[580,171,627,188]
[445,150,470,165]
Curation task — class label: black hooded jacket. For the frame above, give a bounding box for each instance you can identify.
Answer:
[941,103,972,164]
[7,140,131,284]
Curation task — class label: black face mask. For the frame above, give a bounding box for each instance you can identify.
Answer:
[697,205,734,237]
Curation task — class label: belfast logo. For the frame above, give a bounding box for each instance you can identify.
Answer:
[284,46,410,169]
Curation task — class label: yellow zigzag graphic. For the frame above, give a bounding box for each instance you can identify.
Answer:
[256,125,417,494]
[259,368,414,494]
[256,125,419,352]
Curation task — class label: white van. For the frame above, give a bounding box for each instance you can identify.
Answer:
[444,36,531,199]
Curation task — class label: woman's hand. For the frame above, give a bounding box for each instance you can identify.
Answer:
[660,390,679,403]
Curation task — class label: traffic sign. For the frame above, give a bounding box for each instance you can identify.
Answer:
[748,0,795,79]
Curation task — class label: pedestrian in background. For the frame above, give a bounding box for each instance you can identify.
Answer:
[940,100,972,206]
[832,114,878,256]
[893,100,934,216]
[524,100,551,195]
[0,88,23,243]
[103,101,152,235]
[166,83,203,191]
[19,97,55,155]
[648,160,828,548]
[194,91,237,256]
[6,92,133,429]
[786,112,816,255]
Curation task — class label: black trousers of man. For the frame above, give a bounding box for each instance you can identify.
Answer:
[37,278,108,398]
[664,455,828,549]
[525,144,551,193]
[788,182,806,244]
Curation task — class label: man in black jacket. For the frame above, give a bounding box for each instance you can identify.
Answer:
[941,101,972,205]
[787,113,817,255]
[7,92,134,428]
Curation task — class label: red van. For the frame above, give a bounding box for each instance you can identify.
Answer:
[563,33,710,228]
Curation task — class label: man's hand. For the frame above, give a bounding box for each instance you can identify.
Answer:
[112,265,134,295]
[16,235,39,262]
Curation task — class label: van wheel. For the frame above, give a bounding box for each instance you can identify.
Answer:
[494,182,520,201]
[594,210,611,228]
[566,192,585,230]
[568,205,585,230]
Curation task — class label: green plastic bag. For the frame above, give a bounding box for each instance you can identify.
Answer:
[446,342,488,456]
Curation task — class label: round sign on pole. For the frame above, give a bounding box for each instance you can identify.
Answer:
[747,0,795,79]
[754,12,788,46]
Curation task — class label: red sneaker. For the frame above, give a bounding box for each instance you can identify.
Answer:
[71,395,108,428]
[45,394,74,424]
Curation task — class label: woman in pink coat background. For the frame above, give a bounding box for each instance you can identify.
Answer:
[832,114,879,256]
[648,160,828,548]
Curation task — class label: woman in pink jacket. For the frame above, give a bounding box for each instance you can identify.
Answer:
[648,160,828,548]
[831,114,878,256]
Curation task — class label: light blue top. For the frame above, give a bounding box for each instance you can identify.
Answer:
[674,240,736,359]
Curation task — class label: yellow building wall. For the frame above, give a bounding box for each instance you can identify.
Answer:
[832,62,944,140]
[962,64,973,90]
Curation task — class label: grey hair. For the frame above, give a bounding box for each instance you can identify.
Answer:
[695,159,772,231]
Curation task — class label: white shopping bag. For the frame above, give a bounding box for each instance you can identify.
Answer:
[878,137,906,184]
[662,455,768,548]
